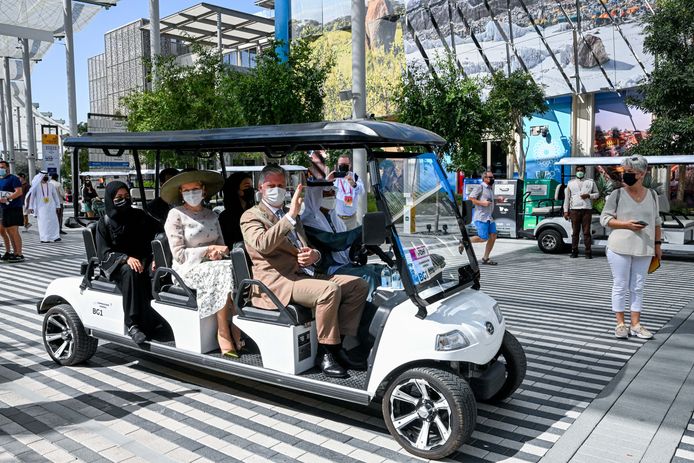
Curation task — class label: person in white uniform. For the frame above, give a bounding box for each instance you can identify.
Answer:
[27,172,61,243]
[332,155,364,230]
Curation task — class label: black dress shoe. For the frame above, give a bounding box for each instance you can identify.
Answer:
[335,348,367,370]
[570,251,578,258]
[128,325,147,344]
[585,253,593,259]
[317,352,348,378]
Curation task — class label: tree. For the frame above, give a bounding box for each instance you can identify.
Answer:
[60,121,89,183]
[628,0,694,201]
[396,58,488,174]
[121,40,333,167]
[486,70,548,180]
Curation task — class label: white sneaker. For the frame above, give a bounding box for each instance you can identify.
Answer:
[615,323,628,339]
[629,324,653,339]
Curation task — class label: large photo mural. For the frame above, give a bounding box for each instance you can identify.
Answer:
[593,91,651,156]
[403,0,654,98]
[291,0,406,120]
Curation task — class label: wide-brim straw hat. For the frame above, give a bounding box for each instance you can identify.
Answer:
[160,170,224,204]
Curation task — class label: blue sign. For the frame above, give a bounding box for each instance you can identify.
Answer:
[89,161,130,168]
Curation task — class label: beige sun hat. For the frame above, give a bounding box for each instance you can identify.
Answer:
[160,170,224,204]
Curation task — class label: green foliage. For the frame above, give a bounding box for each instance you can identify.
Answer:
[395,60,546,176]
[121,40,333,166]
[235,39,333,126]
[60,122,89,182]
[396,58,487,174]
[628,0,694,156]
[485,71,548,178]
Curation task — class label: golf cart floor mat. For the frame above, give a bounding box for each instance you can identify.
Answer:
[216,352,369,390]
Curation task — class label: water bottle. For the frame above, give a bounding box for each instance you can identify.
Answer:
[391,269,402,290]
[380,266,392,288]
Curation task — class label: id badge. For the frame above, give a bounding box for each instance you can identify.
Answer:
[43,197,50,204]
[344,195,353,207]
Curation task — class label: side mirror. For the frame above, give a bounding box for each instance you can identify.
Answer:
[461,199,473,225]
[362,212,388,246]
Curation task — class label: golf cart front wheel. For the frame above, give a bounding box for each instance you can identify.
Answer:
[484,331,527,403]
[43,304,98,366]
[382,367,476,460]
[537,229,564,254]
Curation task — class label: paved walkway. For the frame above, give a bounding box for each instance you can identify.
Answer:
[0,230,693,462]
[541,302,694,463]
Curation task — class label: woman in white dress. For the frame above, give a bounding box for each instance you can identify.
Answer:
[27,172,61,243]
[162,170,240,357]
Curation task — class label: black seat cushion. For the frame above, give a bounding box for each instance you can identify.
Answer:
[239,304,313,326]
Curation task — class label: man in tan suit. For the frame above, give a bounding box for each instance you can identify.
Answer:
[240,165,369,378]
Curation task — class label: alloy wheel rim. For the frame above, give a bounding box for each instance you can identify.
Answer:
[45,314,73,360]
[390,378,452,451]
[541,234,557,249]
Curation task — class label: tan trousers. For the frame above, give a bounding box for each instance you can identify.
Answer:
[290,274,369,345]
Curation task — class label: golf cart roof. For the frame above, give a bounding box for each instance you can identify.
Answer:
[63,121,446,155]
[558,155,694,166]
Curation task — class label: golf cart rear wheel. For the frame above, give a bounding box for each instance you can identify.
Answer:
[484,331,527,403]
[43,304,98,366]
[382,367,476,460]
[537,229,563,254]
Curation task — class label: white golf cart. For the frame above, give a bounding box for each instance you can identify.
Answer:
[38,121,526,460]
[532,155,694,256]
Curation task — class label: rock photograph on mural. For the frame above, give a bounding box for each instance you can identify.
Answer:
[403,0,653,96]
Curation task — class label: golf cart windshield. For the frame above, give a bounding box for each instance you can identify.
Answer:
[377,153,473,302]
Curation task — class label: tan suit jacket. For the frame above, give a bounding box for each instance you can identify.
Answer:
[240,202,311,309]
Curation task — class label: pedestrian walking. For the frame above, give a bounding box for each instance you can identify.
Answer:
[563,165,599,258]
[82,180,98,218]
[27,173,62,243]
[49,173,67,234]
[0,160,25,262]
[469,171,498,265]
[600,155,662,340]
[332,155,364,230]
[18,173,32,231]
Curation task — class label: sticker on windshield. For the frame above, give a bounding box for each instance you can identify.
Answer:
[405,245,436,284]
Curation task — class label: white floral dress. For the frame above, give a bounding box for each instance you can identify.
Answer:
[164,206,234,318]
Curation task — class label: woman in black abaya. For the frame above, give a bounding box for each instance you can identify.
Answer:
[218,172,255,246]
[96,181,162,343]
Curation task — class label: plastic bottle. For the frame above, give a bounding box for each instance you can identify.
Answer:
[380,266,392,288]
[391,269,402,289]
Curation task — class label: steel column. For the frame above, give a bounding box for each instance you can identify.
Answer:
[149,0,161,87]
[216,11,223,58]
[352,0,367,222]
[275,0,290,61]
[0,79,6,162]
[3,58,15,172]
[21,38,37,177]
[63,0,78,138]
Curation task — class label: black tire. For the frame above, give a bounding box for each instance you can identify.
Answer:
[382,367,477,460]
[42,304,98,366]
[485,331,527,403]
[537,228,564,254]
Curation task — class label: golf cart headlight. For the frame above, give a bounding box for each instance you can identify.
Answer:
[436,330,469,351]
[493,303,504,324]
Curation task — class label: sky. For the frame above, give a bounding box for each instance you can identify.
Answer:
[31,0,264,125]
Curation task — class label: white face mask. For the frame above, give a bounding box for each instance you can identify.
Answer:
[264,187,286,208]
[182,189,204,207]
[321,196,336,210]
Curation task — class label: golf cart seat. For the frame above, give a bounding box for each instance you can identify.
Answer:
[80,222,119,294]
[659,194,694,229]
[150,234,197,308]
[531,183,565,217]
[230,245,313,326]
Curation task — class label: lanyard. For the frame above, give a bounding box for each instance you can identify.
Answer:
[41,183,48,198]
[339,178,352,195]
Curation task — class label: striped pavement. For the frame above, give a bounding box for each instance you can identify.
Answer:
[674,413,694,463]
[0,228,693,462]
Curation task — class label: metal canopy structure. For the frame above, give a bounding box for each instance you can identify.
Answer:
[63,120,446,152]
[557,156,694,166]
[141,2,274,53]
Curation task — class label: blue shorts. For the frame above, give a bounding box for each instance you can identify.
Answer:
[474,220,497,240]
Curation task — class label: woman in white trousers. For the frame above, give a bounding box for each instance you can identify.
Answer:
[600,155,663,339]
